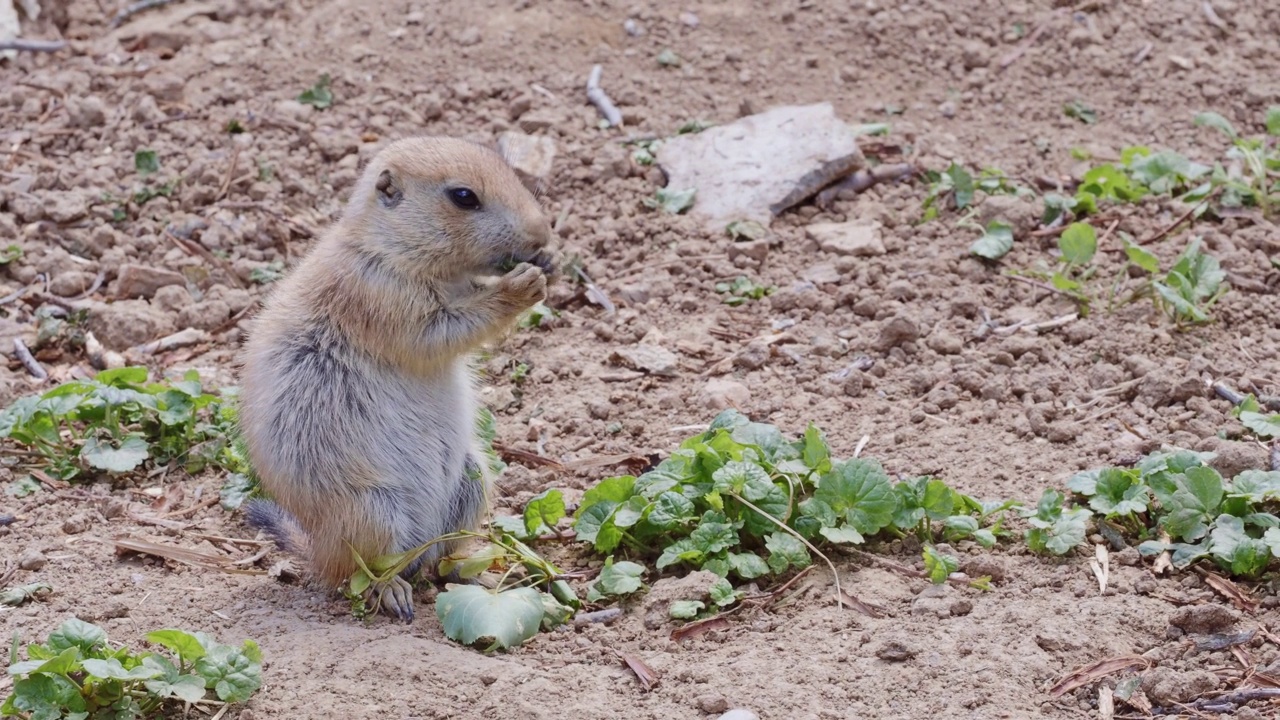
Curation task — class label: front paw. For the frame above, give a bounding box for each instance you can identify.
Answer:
[497,262,547,310]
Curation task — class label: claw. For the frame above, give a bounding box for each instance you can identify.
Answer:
[374,576,415,623]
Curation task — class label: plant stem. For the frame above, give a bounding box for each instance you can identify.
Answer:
[726,491,845,608]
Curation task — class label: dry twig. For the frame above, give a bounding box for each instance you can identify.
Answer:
[110,0,182,28]
[586,65,623,128]
[0,39,67,52]
[12,339,48,381]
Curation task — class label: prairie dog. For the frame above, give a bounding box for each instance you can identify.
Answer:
[238,136,554,622]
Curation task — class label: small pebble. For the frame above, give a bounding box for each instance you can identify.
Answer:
[19,550,47,571]
[717,711,759,720]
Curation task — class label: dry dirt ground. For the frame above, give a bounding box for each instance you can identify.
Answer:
[3,0,1280,718]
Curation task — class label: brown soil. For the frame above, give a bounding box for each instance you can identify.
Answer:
[3,1,1280,718]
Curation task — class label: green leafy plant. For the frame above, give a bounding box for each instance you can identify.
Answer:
[0,244,22,265]
[248,261,285,285]
[715,276,775,306]
[2,619,262,719]
[1061,448,1280,579]
[0,368,251,493]
[1231,395,1280,439]
[1150,237,1228,326]
[643,187,696,214]
[1194,108,1280,217]
[133,150,159,176]
[969,220,1014,260]
[1064,100,1097,125]
[297,74,334,109]
[564,411,1010,596]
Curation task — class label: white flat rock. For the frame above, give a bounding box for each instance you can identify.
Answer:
[655,103,864,232]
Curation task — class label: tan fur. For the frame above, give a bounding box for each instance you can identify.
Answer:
[237,136,551,605]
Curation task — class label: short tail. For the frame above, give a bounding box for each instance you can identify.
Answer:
[244,499,310,556]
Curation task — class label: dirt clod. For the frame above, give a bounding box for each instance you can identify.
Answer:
[1170,605,1240,634]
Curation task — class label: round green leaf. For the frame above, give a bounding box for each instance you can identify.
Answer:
[435,585,546,652]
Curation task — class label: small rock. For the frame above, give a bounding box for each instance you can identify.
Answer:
[926,331,963,355]
[153,285,193,312]
[623,18,644,36]
[801,262,840,284]
[142,72,186,103]
[716,711,759,720]
[497,131,557,186]
[610,345,678,376]
[49,271,97,297]
[679,11,700,28]
[806,219,886,257]
[1195,437,1268,479]
[977,195,1041,238]
[696,694,730,714]
[66,96,107,128]
[311,130,360,161]
[452,26,481,46]
[115,264,186,299]
[655,103,865,231]
[1170,604,1239,634]
[86,299,177,350]
[642,570,721,630]
[702,378,751,410]
[734,339,771,370]
[62,513,92,535]
[874,316,919,351]
[939,100,956,118]
[275,99,313,122]
[1142,666,1218,705]
[876,641,916,662]
[176,300,232,332]
[78,602,130,622]
[960,556,1006,582]
[46,189,93,223]
[18,550,47,571]
[727,239,769,264]
[950,599,973,616]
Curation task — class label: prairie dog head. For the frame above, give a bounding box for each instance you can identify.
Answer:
[342,136,555,282]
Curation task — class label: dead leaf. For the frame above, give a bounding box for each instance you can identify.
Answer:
[837,590,886,618]
[1049,655,1151,697]
[619,652,659,690]
[491,442,565,471]
[1090,543,1109,594]
[1198,569,1259,613]
[149,483,184,514]
[1098,685,1114,720]
[114,537,266,575]
[670,616,731,642]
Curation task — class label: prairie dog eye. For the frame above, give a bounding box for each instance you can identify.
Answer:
[448,187,481,210]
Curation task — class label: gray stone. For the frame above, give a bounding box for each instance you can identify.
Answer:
[655,103,864,231]
[116,264,186,299]
[702,378,750,410]
[497,131,557,186]
[610,344,678,376]
[806,219,886,256]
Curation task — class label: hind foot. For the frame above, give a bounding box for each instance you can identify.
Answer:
[372,576,415,623]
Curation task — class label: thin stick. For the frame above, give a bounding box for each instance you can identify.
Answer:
[1004,273,1077,300]
[1139,189,1220,245]
[728,492,844,609]
[215,146,242,202]
[0,39,67,52]
[110,0,182,28]
[586,65,623,128]
[1213,381,1280,412]
[13,339,48,381]
[1021,312,1078,334]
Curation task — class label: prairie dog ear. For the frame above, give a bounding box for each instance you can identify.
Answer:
[376,169,403,208]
